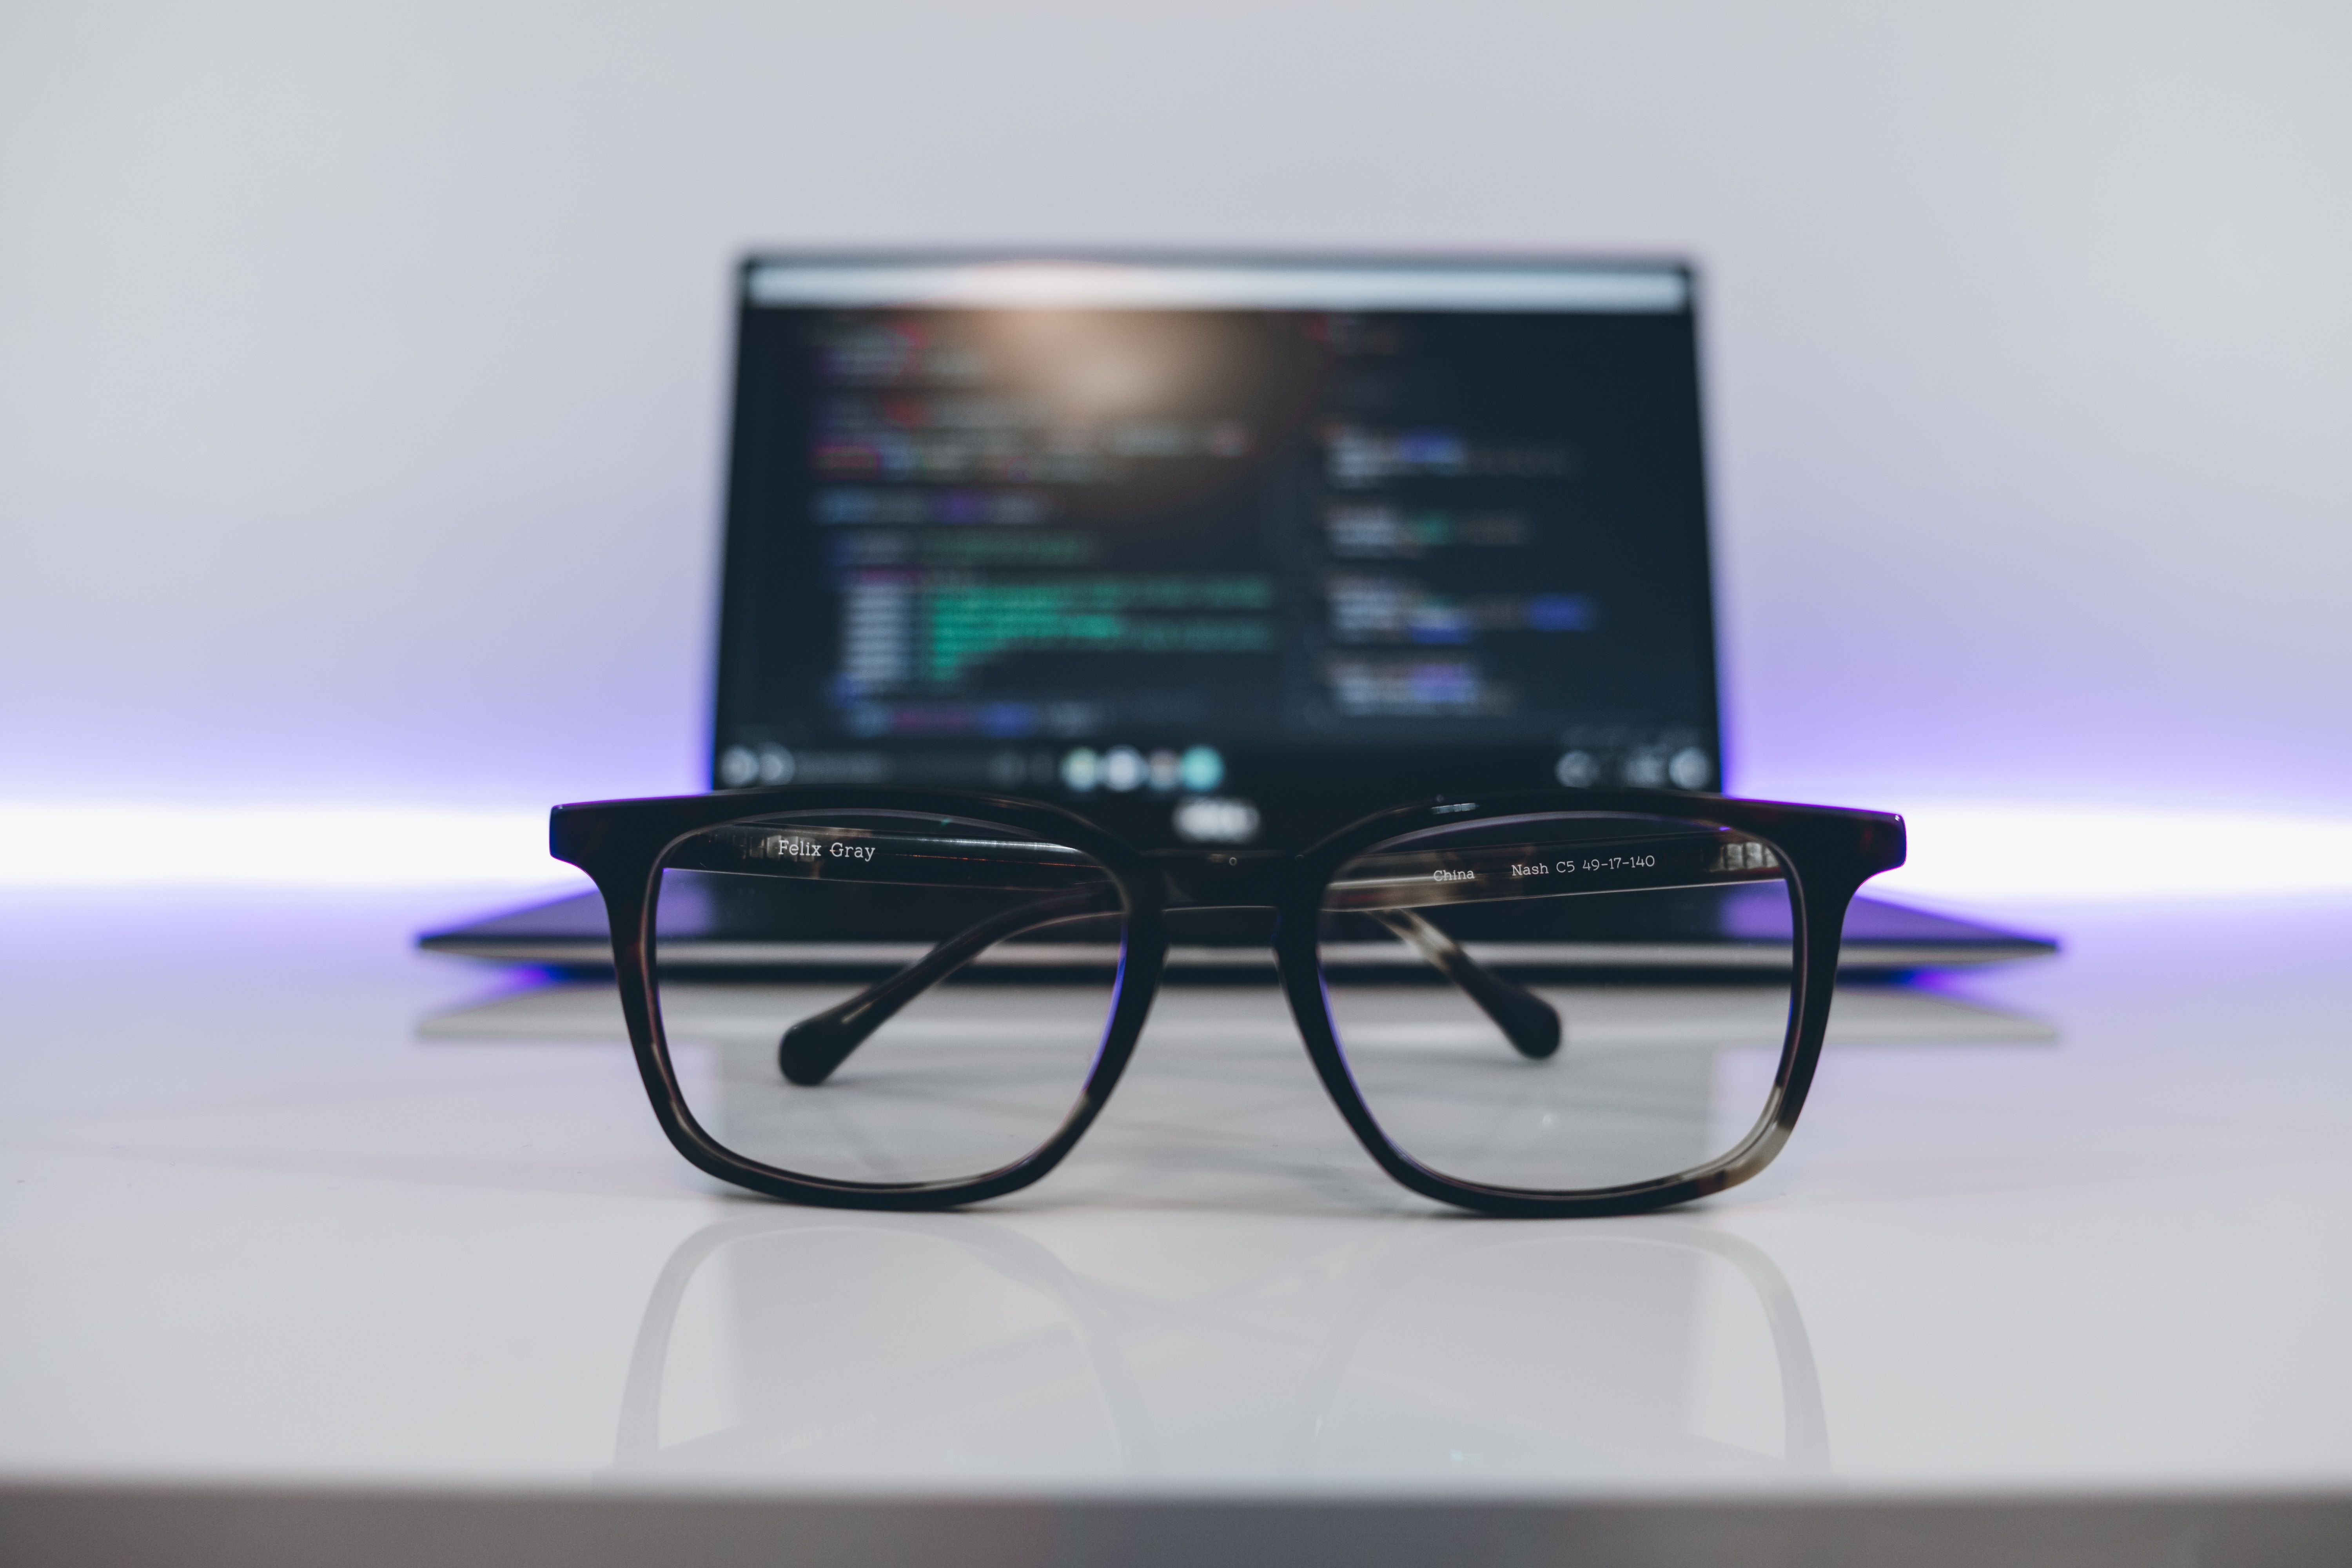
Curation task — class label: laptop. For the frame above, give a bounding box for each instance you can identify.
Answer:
[421,251,2053,976]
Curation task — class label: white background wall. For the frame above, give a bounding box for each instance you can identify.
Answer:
[5,0,2348,819]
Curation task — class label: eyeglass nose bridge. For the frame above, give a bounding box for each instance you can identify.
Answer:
[1145,848,1294,910]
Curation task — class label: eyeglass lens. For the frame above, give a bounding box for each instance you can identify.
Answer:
[1318,813,1796,1194]
[650,811,1123,1186]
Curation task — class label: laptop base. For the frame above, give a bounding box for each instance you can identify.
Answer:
[418,884,2055,978]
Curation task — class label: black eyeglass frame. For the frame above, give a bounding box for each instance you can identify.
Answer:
[552,787,1905,1218]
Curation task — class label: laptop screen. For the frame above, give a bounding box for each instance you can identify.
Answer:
[711,255,1719,849]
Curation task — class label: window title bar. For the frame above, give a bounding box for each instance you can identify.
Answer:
[745,260,1689,314]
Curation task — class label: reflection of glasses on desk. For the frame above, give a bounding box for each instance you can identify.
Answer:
[607,1211,1831,1483]
[552,788,1904,1216]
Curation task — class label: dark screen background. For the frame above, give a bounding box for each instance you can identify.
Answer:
[712,264,1720,848]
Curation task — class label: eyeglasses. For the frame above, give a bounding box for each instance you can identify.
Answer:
[552,788,1904,1217]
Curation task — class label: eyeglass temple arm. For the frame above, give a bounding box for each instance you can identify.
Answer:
[1368,908,1562,1060]
[775,887,1120,1087]
[777,895,1559,1088]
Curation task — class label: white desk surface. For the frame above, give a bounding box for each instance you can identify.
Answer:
[4,886,2350,1564]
